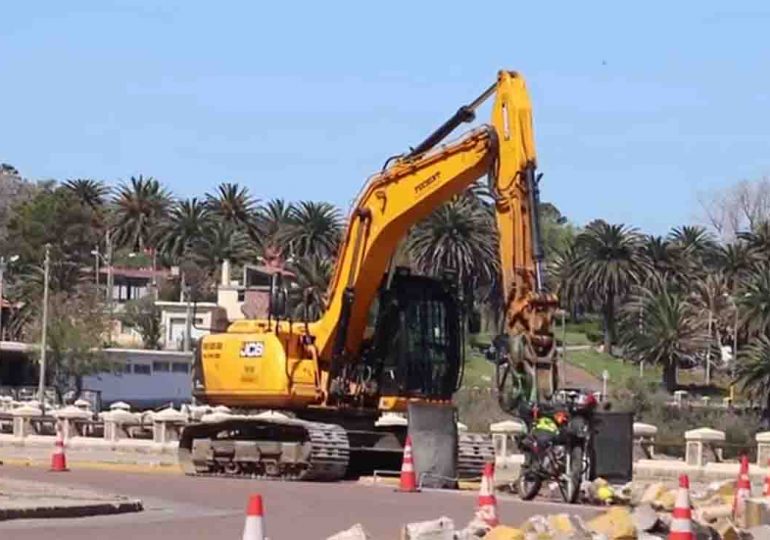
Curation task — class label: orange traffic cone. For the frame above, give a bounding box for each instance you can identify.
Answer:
[474,462,499,528]
[50,428,68,472]
[242,494,265,540]
[732,454,751,523]
[397,436,419,492]
[668,474,693,540]
[763,459,770,497]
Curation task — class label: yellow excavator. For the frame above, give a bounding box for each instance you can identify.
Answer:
[179,70,559,481]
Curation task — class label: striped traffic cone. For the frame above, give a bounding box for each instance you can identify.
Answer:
[668,474,693,540]
[397,436,419,492]
[474,462,499,528]
[50,428,68,472]
[242,494,265,540]
[763,459,770,497]
[732,454,751,524]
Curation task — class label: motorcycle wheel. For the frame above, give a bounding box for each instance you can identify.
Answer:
[560,445,584,504]
[516,467,542,501]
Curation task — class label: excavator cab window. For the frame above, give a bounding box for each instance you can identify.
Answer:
[369,274,461,400]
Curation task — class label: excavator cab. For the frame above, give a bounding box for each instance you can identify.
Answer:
[365,269,463,401]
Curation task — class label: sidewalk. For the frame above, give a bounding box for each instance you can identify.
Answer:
[0,477,143,520]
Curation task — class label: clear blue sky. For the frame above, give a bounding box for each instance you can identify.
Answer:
[2,1,769,234]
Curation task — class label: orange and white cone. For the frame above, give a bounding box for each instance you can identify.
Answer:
[732,454,751,523]
[50,427,68,472]
[668,474,693,540]
[763,458,770,497]
[474,462,499,528]
[397,436,419,492]
[242,494,265,540]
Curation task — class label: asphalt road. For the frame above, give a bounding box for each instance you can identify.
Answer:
[0,465,601,539]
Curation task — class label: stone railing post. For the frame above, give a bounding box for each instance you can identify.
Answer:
[685,427,725,467]
[53,405,93,440]
[489,419,527,483]
[633,422,658,459]
[756,432,770,466]
[152,407,188,444]
[101,409,138,442]
[11,404,42,439]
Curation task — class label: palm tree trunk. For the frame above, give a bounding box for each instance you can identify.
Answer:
[603,291,615,354]
[663,359,677,393]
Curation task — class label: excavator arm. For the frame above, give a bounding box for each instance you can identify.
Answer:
[314,70,558,404]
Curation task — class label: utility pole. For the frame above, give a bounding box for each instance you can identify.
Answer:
[38,244,51,407]
[105,232,114,345]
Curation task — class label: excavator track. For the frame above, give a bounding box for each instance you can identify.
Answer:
[179,416,350,481]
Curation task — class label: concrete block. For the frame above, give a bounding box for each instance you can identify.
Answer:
[587,507,636,540]
[326,523,370,540]
[401,516,454,540]
[745,497,770,529]
[482,526,524,540]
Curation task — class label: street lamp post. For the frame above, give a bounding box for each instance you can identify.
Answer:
[38,244,51,407]
[93,232,114,344]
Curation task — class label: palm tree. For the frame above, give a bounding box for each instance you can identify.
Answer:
[63,179,110,209]
[717,241,759,291]
[735,335,770,412]
[205,182,258,230]
[550,246,584,312]
[111,175,171,251]
[738,221,770,264]
[255,198,295,265]
[280,201,343,259]
[738,266,770,337]
[191,221,253,273]
[287,254,334,320]
[157,198,210,259]
[669,225,718,259]
[406,194,499,285]
[642,235,691,287]
[567,222,650,352]
[619,282,708,392]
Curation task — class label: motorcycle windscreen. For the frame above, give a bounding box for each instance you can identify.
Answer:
[407,402,458,489]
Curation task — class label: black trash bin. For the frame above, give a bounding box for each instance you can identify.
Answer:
[589,410,634,483]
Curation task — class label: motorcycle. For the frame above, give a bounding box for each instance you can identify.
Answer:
[514,389,598,503]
